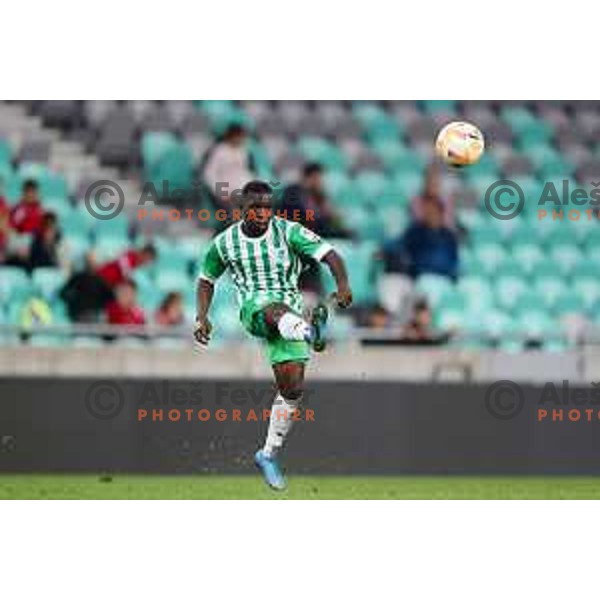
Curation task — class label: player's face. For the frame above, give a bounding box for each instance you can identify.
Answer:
[244,194,272,234]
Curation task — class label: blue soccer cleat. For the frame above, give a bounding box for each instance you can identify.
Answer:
[309,302,329,353]
[254,450,287,491]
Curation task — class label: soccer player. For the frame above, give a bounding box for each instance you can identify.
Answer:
[194,180,353,490]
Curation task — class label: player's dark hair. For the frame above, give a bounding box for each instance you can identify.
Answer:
[242,180,272,197]
[303,162,323,177]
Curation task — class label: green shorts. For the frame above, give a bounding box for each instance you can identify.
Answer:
[241,304,310,365]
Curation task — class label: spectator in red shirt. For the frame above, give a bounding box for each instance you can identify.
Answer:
[106,280,146,326]
[10,179,44,235]
[97,243,157,288]
[155,291,184,327]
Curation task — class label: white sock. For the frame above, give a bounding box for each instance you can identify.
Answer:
[277,312,311,341]
[262,393,300,457]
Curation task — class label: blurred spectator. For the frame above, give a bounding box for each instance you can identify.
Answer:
[280,163,352,238]
[366,304,392,329]
[97,243,156,289]
[202,123,255,206]
[10,180,44,235]
[60,252,113,323]
[411,163,456,229]
[383,196,459,280]
[155,291,184,327]
[28,212,61,271]
[399,298,451,345]
[402,298,434,340]
[106,280,146,326]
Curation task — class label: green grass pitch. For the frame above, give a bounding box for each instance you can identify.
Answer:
[2,475,600,499]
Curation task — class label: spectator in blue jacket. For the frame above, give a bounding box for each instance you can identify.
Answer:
[383,196,458,280]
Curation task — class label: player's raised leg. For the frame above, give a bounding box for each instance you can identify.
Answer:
[255,360,305,491]
[259,301,329,351]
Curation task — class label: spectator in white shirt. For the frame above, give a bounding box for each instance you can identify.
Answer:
[202,124,255,209]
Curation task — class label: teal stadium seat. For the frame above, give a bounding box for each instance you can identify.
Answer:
[473,243,507,275]
[416,274,453,308]
[353,171,389,205]
[93,237,131,262]
[553,291,585,317]
[296,137,347,172]
[515,309,555,339]
[573,278,600,311]
[548,244,583,275]
[495,276,528,311]
[0,138,12,165]
[419,100,456,113]
[533,276,568,310]
[155,270,191,294]
[352,103,402,141]
[0,267,32,305]
[142,132,193,190]
[436,308,465,331]
[195,100,252,135]
[571,262,599,280]
[457,276,494,312]
[514,290,546,314]
[482,309,514,340]
[511,243,544,274]
[32,268,66,301]
[388,172,422,204]
[380,206,408,239]
[371,140,426,176]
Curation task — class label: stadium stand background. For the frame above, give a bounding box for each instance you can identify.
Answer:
[1,100,600,353]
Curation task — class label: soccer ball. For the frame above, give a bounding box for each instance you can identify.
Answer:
[435,121,484,167]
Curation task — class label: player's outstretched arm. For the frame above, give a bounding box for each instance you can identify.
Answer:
[194,278,214,345]
[322,249,353,309]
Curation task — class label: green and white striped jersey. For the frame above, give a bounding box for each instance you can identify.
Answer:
[200,217,332,316]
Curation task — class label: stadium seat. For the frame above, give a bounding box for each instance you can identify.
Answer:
[495,276,528,311]
[515,309,555,339]
[0,267,32,305]
[436,308,465,331]
[534,276,568,310]
[457,276,494,312]
[548,245,584,275]
[482,309,514,340]
[296,137,347,171]
[553,291,585,317]
[155,270,192,294]
[473,243,507,274]
[93,237,131,262]
[420,100,456,114]
[511,243,545,274]
[514,290,546,314]
[32,268,66,301]
[572,278,600,311]
[353,171,389,204]
[416,274,453,307]
[0,138,12,165]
